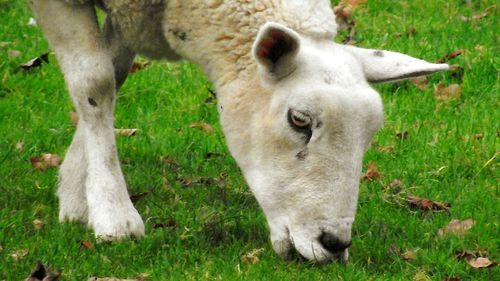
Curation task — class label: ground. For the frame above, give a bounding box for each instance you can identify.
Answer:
[0,0,498,280]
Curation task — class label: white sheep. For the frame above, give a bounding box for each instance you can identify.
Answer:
[30,0,448,263]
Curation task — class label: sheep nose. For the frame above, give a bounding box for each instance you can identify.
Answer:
[318,232,351,254]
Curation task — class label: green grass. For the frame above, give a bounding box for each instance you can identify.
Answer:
[0,0,498,280]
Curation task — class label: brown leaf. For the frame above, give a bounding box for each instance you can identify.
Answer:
[189,122,214,133]
[129,60,151,74]
[438,219,475,236]
[406,196,450,211]
[11,249,28,261]
[115,128,138,137]
[466,257,497,268]
[434,83,461,101]
[401,250,417,261]
[31,154,62,170]
[8,50,22,58]
[80,240,94,249]
[33,219,44,230]
[437,49,464,64]
[16,140,25,151]
[412,76,429,90]
[459,5,496,22]
[241,248,265,264]
[25,261,61,281]
[19,53,49,71]
[362,161,381,181]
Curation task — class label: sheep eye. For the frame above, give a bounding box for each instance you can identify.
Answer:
[287,109,313,142]
[288,109,311,129]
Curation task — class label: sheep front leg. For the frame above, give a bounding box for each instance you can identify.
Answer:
[30,0,144,240]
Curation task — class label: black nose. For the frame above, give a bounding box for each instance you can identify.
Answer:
[318,232,351,254]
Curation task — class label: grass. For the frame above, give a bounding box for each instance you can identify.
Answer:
[0,0,498,280]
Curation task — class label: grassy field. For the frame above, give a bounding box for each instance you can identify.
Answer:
[0,0,498,280]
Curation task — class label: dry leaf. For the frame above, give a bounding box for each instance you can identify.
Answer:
[412,77,429,90]
[115,128,138,137]
[19,53,49,71]
[401,250,417,261]
[466,257,496,268]
[241,248,265,264]
[16,140,25,151]
[33,219,44,230]
[31,154,62,170]
[362,161,381,181]
[438,219,475,236]
[189,122,214,133]
[459,5,496,22]
[434,83,461,101]
[25,261,60,281]
[80,240,94,249]
[406,196,450,211]
[11,249,28,261]
[129,60,151,74]
[8,50,22,58]
[437,49,464,64]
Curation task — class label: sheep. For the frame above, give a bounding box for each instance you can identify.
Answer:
[29,0,448,263]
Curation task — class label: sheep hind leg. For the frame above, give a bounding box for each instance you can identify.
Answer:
[30,0,144,240]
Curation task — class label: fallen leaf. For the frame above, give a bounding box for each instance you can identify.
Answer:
[466,257,496,268]
[33,219,44,230]
[241,248,265,264]
[438,219,475,236]
[473,133,483,140]
[31,154,62,170]
[11,249,28,261]
[25,261,61,281]
[434,83,461,101]
[16,140,25,151]
[19,53,49,71]
[8,50,22,58]
[129,60,151,74]
[406,196,450,211]
[362,161,381,181]
[115,128,138,137]
[459,5,496,22]
[159,157,181,172]
[401,250,417,261]
[437,49,464,64]
[189,122,214,133]
[412,76,429,90]
[130,192,149,203]
[80,240,94,249]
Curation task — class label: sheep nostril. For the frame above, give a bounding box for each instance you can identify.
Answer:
[318,232,351,254]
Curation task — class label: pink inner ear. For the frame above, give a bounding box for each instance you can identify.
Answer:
[256,29,290,64]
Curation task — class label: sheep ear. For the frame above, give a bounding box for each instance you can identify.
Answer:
[253,22,300,78]
[342,45,449,83]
